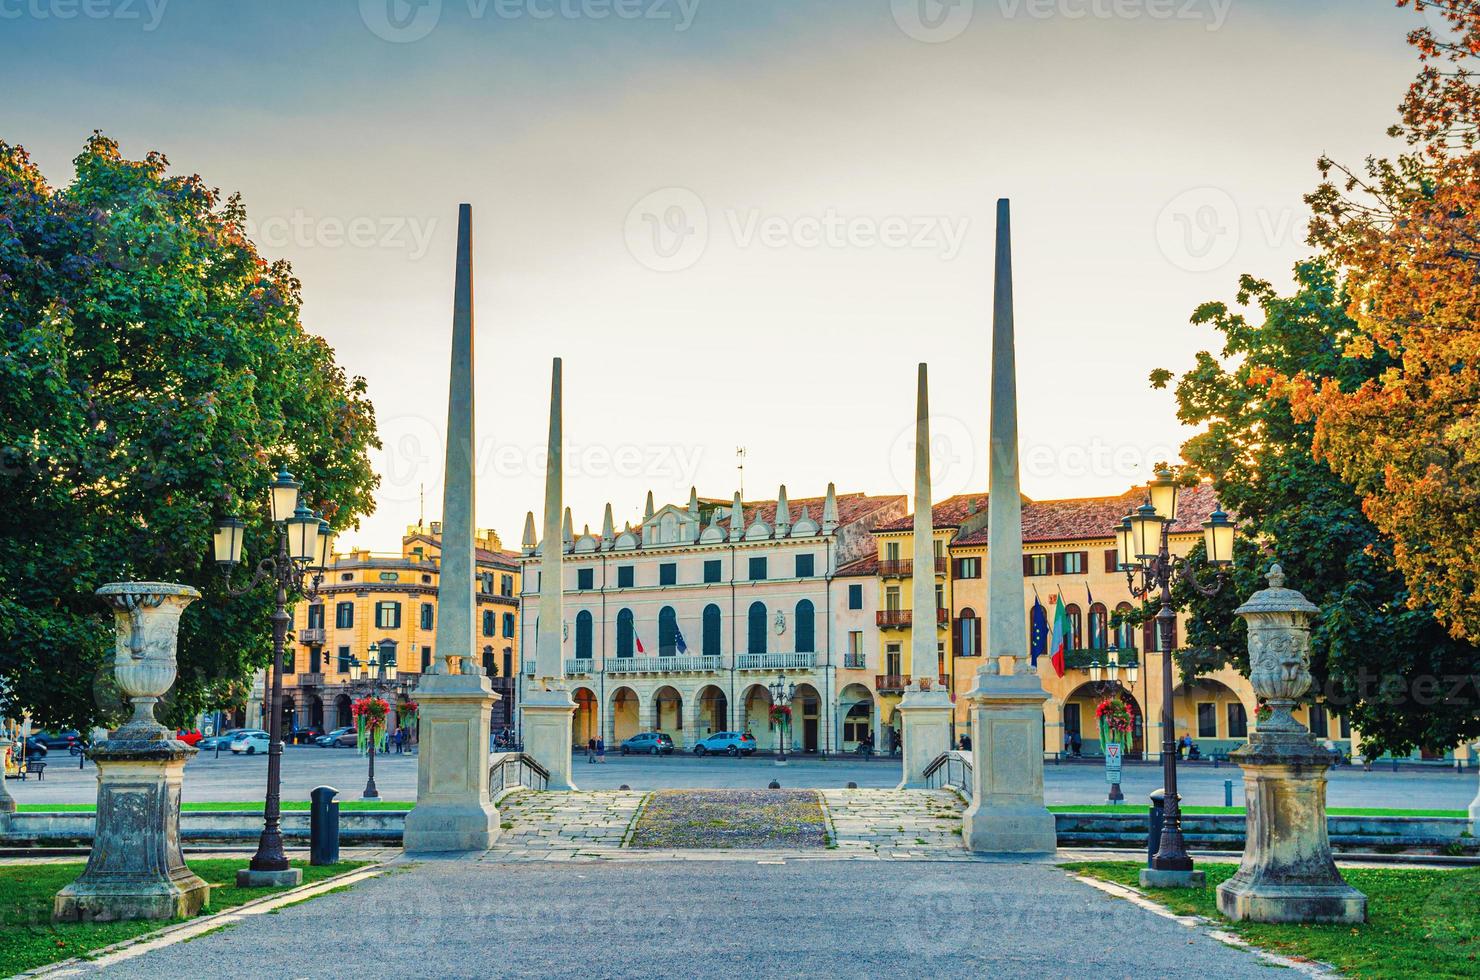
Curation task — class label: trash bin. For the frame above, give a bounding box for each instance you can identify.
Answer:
[310,785,340,866]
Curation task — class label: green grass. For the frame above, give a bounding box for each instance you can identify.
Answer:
[0,859,367,975]
[1067,861,1479,979]
[1048,805,1466,818]
[18,800,412,812]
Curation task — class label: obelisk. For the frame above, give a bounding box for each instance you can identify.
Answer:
[895,363,954,789]
[962,199,1057,853]
[404,204,501,852]
[521,358,578,790]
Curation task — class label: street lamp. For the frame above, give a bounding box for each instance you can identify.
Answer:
[347,642,400,800]
[1113,468,1235,878]
[213,467,335,886]
[768,671,796,764]
[1087,649,1140,804]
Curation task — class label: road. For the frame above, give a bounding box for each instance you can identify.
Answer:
[9,745,1476,810]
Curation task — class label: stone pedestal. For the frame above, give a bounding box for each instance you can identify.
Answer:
[403,670,500,853]
[1469,741,1480,837]
[895,687,953,789]
[1216,564,1365,923]
[54,582,209,922]
[522,688,577,791]
[1216,735,1366,923]
[961,672,1057,854]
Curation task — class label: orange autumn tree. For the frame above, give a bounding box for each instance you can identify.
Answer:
[1301,0,1480,642]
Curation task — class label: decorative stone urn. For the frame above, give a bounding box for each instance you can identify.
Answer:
[54,583,211,923]
[1216,565,1366,924]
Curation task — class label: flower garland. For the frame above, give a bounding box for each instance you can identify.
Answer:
[768,703,792,727]
[352,696,391,755]
[1095,693,1135,749]
[398,701,419,730]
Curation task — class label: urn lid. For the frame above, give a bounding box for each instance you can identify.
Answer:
[96,582,202,600]
[1233,564,1318,617]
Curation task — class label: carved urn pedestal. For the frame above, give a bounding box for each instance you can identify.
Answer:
[1216,566,1366,924]
[54,583,210,923]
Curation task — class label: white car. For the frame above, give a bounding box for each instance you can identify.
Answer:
[229,731,271,755]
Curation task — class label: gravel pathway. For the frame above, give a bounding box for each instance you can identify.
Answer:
[627,789,827,849]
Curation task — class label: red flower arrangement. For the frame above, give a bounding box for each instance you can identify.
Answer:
[352,696,391,754]
[1096,693,1136,748]
[768,704,792,726]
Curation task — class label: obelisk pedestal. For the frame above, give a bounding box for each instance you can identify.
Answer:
[1216,566,1365,923]
[522,689,577,791]
[961,199,1055,855]
[404,203,500,853]
[54,583,211,922]
[895,688,954,789]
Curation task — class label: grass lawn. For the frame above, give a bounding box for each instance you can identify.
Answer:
[1067,860,1479,979]
[1048,805,1467,818]
[18,800,412,812]
[0,858,368,975]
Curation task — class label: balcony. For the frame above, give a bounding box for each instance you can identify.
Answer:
[1064,647,1140,671]
[296,672,325,687]
[565,658,593,675]
[878,557,949,578]
[737,652,816,671]
[876,674,911,692]
[876,608,950,629]
[297,628,326,646]
[606,656,723,675]
[843,653,867,669]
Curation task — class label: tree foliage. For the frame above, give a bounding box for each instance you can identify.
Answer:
[1154,262,1479,756]
[1299,0,1480,643]
[0,133,380,730]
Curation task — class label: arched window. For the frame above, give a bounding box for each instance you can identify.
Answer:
[617,608,634,658]
[748,601,767,654]
[1114,602,1135,650]
[575,610,593,659]
[659,606,679,656]
[795,599,815,653]
[1088,603,1108,651]
[1065,604,1083,650]
[956,607,979,657]
[702,604,722,658]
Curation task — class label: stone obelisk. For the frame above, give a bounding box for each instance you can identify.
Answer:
[962,199,1056,853]
[404,204,501,853]
[895,363,954,789]
[521,358,578,790]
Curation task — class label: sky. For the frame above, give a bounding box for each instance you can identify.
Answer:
[1,0,1423,552]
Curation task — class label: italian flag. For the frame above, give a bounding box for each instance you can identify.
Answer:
[635,632,646,655]
[1048,593,1069,678]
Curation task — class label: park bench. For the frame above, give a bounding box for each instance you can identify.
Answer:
[24,760,46,781]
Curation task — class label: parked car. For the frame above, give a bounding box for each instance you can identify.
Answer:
[23,735,48,758]
[176,730,204,746]
[35,730,81,753]
[331,729,358,748]
[198,729,250,751]
[287,727,322,745]
[229,731,271,755]
[316,727,354,747]
[692,731,757,757]
[619,732,675,756]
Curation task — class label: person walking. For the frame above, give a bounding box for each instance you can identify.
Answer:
[586,737,595,764]
[596,736,606,763]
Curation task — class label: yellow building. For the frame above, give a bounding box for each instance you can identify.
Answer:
[274,523,522,736]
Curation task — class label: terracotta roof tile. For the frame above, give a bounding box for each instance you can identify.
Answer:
[874,492,992,532]
[836,554,879,577]
[951,483,1222,546]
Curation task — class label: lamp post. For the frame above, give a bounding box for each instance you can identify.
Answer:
[1113,467,1236,879]
[1087,649,1140,803]
[213,468,335,887]
[348,642,400,800]
[768,672,796,764]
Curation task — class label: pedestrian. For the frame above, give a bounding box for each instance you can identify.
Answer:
[1070,731,1082,757]
[586,737,595,764]
[596,736,606,763]
[1179,732,1191,758]
[392,727,404,754]
[1064,730,1073,756]
[959,732,972,751]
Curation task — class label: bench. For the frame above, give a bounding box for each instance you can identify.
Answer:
[25,760,45,781]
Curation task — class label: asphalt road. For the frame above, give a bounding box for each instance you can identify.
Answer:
[89,860,1278,979]
[9,745,1476,810]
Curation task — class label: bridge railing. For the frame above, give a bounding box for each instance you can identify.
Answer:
[923,750,973,800]
[489,751,549,796]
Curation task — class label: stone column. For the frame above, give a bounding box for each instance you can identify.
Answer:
[54,583,210,922]
[404,204,500,853]
[962,200,1055,855]
[522,357,578,790]
[895,362,954,788]
[1216,565,1366,924]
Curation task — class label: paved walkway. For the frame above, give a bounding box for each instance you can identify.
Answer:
[823,788,968,858]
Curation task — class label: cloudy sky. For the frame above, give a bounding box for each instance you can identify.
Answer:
[3,0,1421,551]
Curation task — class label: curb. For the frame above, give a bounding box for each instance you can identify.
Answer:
[1065,871,1341,978]
[19,863,388,978]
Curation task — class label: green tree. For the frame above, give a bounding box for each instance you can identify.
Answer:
[0,134,380,731]
[1151,261,1479,757]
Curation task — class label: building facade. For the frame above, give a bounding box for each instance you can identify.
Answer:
[517,485,906,752]
[268,523,523,735]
